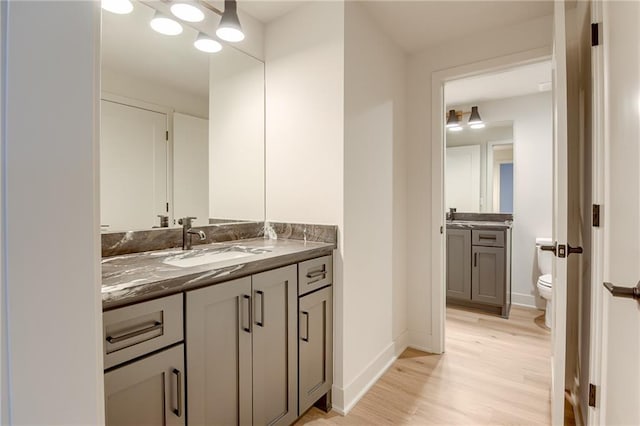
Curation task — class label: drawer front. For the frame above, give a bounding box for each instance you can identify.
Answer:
[298,255,333,296]
[103,293,183,369]
[472,229,505,247]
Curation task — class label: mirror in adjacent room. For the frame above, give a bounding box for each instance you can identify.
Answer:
[445,122,513,213]
[100,0,264,232]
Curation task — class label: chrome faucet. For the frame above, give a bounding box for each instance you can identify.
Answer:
[178,217,206,250]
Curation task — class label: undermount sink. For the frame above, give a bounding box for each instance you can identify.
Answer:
[163,247,268,268]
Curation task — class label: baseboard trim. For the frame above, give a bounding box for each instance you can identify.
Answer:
[408,330,437,353]
[332,331,409,415]
[512,292,540,308]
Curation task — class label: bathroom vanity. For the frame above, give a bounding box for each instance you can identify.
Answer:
[101,236,334,426]
[446,220,512,318]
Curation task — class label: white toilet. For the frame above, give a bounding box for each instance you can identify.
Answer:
[536,237,553,328]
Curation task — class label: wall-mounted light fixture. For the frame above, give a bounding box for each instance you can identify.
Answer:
[446,106,485,131]
[194,32,223,53]
[216,0,245,42]
[170,2,205,22]
[150,12,184,36]
[102,0,133,14]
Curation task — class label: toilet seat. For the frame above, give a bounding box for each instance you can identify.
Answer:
[538,274,552,288]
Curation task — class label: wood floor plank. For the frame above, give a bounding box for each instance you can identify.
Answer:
[296,305,551,425]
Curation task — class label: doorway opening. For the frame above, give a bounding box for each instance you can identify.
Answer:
[437,57,562,423]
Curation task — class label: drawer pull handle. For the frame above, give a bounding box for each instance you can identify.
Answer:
[306,269,327,280]
[301,311,310,342]
[256,290,265,327]
[479,234,497,240]
[106,321,163,344]
[242,295,252,333]
[172,368,182,417]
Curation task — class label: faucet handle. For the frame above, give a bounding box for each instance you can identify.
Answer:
[178,216,197,226]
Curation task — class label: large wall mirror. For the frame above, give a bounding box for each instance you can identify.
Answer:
[101,0,264,232]
[445,122,514,213]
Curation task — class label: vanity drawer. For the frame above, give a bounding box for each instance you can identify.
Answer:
[298,255,333,296]
[103,293,183,369]
[472,229,505,247]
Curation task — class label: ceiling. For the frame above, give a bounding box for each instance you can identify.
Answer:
[445,60,552,106]
[359,0,553,53]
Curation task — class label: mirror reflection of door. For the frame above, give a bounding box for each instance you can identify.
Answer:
[445,123,513,213]
[100,100,168,231]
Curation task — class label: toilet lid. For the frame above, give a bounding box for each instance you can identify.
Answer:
[539,274,552,287]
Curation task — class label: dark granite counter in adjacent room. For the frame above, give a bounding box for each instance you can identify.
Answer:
[446,220,512,230]
[102,238,335,310]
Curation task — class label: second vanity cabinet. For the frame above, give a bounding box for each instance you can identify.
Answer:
[186,265,298,426]
[446,227,511,317]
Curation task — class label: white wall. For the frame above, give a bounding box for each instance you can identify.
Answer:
[341,1,407,412]
[3,1,104,423]
[451,93,553,307]
[406,14,553,350]
[210,60,265,221]
[265,1,344,225]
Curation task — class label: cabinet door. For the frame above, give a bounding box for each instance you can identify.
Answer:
[471,246,505,306]
[299,286,333,415]
[186,277,252,426]
[104,344,185,426]
[446,229,472,300]
[252,265,298,426]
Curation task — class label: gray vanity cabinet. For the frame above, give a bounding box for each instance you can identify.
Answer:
[446,226,511,317]
[472,246,505,306]
[104,344,185,426]
[446,229,472,300]
[186,277,253,426]
[251,265,298,426]
[299,285,333,415]
[186,265,298,426]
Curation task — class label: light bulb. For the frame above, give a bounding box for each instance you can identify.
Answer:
[150,14,183,36]
[194,34,223,53]
[448,126,463,132]
[216,0,245,42]
[170,3,205,22]
[470,123,486,129]
[102,0,133,14]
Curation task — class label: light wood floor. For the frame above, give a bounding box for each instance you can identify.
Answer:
[297,305,552,425]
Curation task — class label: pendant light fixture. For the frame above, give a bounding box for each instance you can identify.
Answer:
[102,0,133,14]
[216,0,245,42]
[194,33,223,53]
[468,106,485,129]
[170,3,205,22]
[150,12,183,36]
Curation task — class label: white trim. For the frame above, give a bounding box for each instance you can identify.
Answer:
[430,47,552,355]
[511,292,540,308]
[486,139,513,213]
[332,331,409,415]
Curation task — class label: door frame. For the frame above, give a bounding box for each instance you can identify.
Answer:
[486,139,514,213]
[430,47,551,354]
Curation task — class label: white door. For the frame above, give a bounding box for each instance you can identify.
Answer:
[445,145,481,212]
[592,1,640,424]
[101,100,168,231]
[551,1,569,423]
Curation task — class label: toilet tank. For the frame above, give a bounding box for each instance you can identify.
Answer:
[536,237,553,275]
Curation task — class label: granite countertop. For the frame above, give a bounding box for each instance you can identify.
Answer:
[446,220,513,230]
[102,238,335,310]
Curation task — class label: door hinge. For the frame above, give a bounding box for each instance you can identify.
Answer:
[593,204,601,227]
[166,130,169,141]
[589,383,597,407]
[440,226,443,234]
[591,22,600,46]
[166,202,169,213]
